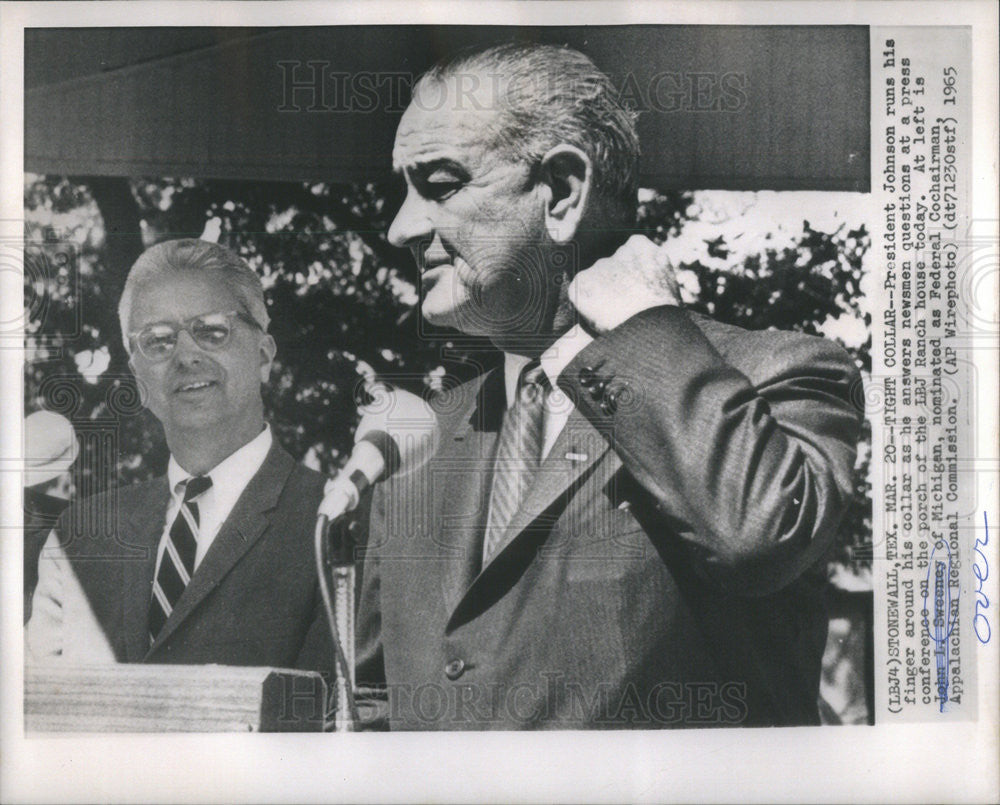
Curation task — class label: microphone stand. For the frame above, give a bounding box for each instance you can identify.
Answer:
[315,512,359,731]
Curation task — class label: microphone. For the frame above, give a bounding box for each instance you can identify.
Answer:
[315,384,439,730]
[318,384,441,521]
[23,410,78,489]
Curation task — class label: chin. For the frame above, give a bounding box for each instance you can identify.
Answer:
[425,305,501,337]
[421,284,516,338]
[171,416,221,434]
[421,289,468,331]
[420,304,455,329]
[166,404,224,428]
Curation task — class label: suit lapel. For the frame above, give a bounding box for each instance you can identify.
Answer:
[446,401,612,627]
[120,477,169,661]
[478,408,610,571]
[438,370,504,615]
[146,443,293,656]
[493,409,610,556]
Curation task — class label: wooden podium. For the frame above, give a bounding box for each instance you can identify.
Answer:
[25,664,328,732]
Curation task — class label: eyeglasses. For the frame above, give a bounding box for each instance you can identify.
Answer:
[128,310,261,362]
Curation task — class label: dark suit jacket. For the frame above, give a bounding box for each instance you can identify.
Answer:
[356,306,863,729]
[44,440,332,671]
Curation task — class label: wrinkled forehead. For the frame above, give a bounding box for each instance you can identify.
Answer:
[129,270,238,328]
[392,74,505,170]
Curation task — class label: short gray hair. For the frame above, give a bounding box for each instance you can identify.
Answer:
[421,42,641,225]
[118,239,269,352]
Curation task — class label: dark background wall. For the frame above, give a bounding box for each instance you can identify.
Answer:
[25,26,869,190]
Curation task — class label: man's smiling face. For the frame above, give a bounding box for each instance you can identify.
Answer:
[387,71,556,340]
[127,270,275,445]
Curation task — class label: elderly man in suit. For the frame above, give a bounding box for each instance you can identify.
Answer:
[27,239,331,672]
[353,42,863,729]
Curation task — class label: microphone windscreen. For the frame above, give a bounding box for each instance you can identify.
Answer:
[357,431,400,478]
[24,411,78,488]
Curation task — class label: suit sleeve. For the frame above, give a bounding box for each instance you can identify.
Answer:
[26,529,116,663]
[24,530,65,662]
[294,478,352,677]
[293,592,336,675]
[354,486,386,691]
[558,305,863,594]
[350,487,390,730]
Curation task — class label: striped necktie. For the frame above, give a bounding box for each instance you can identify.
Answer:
[149,475,212,643]
[482,362,547,567]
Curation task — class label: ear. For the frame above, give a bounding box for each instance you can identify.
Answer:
[258,333,277,383]
[538,144,592,244]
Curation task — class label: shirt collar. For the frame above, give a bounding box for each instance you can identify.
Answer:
[502,353,536,410]
[167,424,273,499]
[502,324,593,408]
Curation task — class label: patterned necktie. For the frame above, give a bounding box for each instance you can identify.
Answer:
[482,362,548,567]
[149,475,212,642]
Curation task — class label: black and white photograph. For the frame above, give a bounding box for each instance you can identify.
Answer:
[1,2,997,803]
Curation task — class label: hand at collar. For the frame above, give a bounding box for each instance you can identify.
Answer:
[567,234,682,335]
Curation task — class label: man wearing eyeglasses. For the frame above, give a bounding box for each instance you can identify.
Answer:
[27,239,333,674]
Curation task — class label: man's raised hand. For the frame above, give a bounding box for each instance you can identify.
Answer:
[567,234,682,334]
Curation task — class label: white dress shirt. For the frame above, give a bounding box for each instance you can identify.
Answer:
[156,424,272,574]
[502,324,594,460]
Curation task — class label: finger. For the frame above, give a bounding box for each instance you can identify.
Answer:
[663,270,681,302]
[657,247,681,301]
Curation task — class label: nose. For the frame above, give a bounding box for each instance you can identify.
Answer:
[387,190,432,249]
[172,328,205,365]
